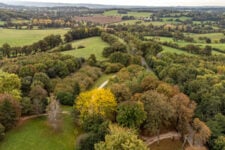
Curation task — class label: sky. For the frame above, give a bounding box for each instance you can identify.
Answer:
[1,0,225,6]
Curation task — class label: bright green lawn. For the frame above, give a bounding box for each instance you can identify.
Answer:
[0,113,80,150]
[161,46,194,56]
[0,29,68,46]
[61,37,109,60]
[104,10,151,18]
[187,33,225,42]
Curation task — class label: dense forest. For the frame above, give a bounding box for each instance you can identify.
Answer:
[0,3,225,150]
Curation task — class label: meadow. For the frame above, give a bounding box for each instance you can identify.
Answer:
[145,36,225,54]
[61,37,109,60]
[104,10,152,18]
[0,29,68,46]
[0,107,80,150]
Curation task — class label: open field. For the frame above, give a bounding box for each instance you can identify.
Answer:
[0,21,5,26]
[0,107,80,150]
[61,37,109,60]
[149,139,182,150]
[104,10,152,18]
[114,20,166,26]
[161,46,195,56]
[0,29,68,46]
[74,15,121,24]
[145,36,225,53]
[186,33,225,42]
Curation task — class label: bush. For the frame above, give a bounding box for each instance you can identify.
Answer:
[105,63,124,74]
[0,94,21,130]
[0,123,5,141]
[56,92,74,106]
[77,45,85,49]
[21,97,33,115]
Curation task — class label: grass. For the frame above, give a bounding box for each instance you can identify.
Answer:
[0,29,68,46]
[91,74,115,89]
[104,10,151,18]
[114,20,166,26]
[146,36,225,54]
[61,37,109,60]
[161,46,194,56]
[149,139,182,150]
[0,21,5,26]
[0,111,80,150]
[186,33,225,42]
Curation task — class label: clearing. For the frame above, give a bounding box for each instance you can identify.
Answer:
[61,37,109,60]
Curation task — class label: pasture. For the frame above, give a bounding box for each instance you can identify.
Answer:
[0,29,68,46]
[61,37,109,60]
[104,10,151,18]
[0,107,80,150]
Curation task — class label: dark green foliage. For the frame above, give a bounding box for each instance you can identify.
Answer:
[0,123,5,141]
[105,63,124,74]
[116,101,147,128]
[109,52,131,66]
[56,92,74,106]
[21,97,33,116]
[0,94,21,130]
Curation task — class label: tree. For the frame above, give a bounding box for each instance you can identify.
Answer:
[213,136,225,150]
[169,93,196,135]
[0,71,21,100]
[47,95,62,131]
[75,89,117,121]
[192,118,211,146]
[29,85,48,114]
[2,43,11,57]
[116,101,146,128]
[110,83,131,102]
[95,124,148,150]
[0,94,21,130]
[141,90,174,142]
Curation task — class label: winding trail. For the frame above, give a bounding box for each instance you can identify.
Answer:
[141,131,181,146]
[98,75,116,89]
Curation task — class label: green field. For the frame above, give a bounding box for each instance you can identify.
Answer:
[61,37,109,60]
[104,10,151,18]
[161,46,195,56]
[187,33,225,42]
[149,139,182,150]
[0,29,68,46]
[114,20,166,26]
[0,109,80,150]
[146,36,225,53]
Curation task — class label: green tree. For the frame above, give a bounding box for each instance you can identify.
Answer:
[116,101,146,128]
[95,124,148,150]
[213,136,225,150]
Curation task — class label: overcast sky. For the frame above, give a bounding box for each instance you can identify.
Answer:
[1,0,225,6]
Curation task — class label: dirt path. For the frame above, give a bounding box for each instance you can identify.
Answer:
[98,75,116,89]
[142,131,181,146]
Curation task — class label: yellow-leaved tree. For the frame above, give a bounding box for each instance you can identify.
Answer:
[75,89,117,120]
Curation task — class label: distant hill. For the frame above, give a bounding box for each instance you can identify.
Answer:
[2,1,148,9]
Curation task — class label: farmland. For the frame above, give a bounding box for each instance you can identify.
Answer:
[0,29,68,46]
[74,15,121,24]
[61,37,109,60]
[104,10,152,18]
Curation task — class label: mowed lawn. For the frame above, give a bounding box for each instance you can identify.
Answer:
[149,139,182,150]
[0,29,68,46]
[0,111,80,150]
[61,37,109,60]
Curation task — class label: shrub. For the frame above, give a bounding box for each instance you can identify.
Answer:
[105,63,124,74]
[56,92,74,106]
[77,45,85,49]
